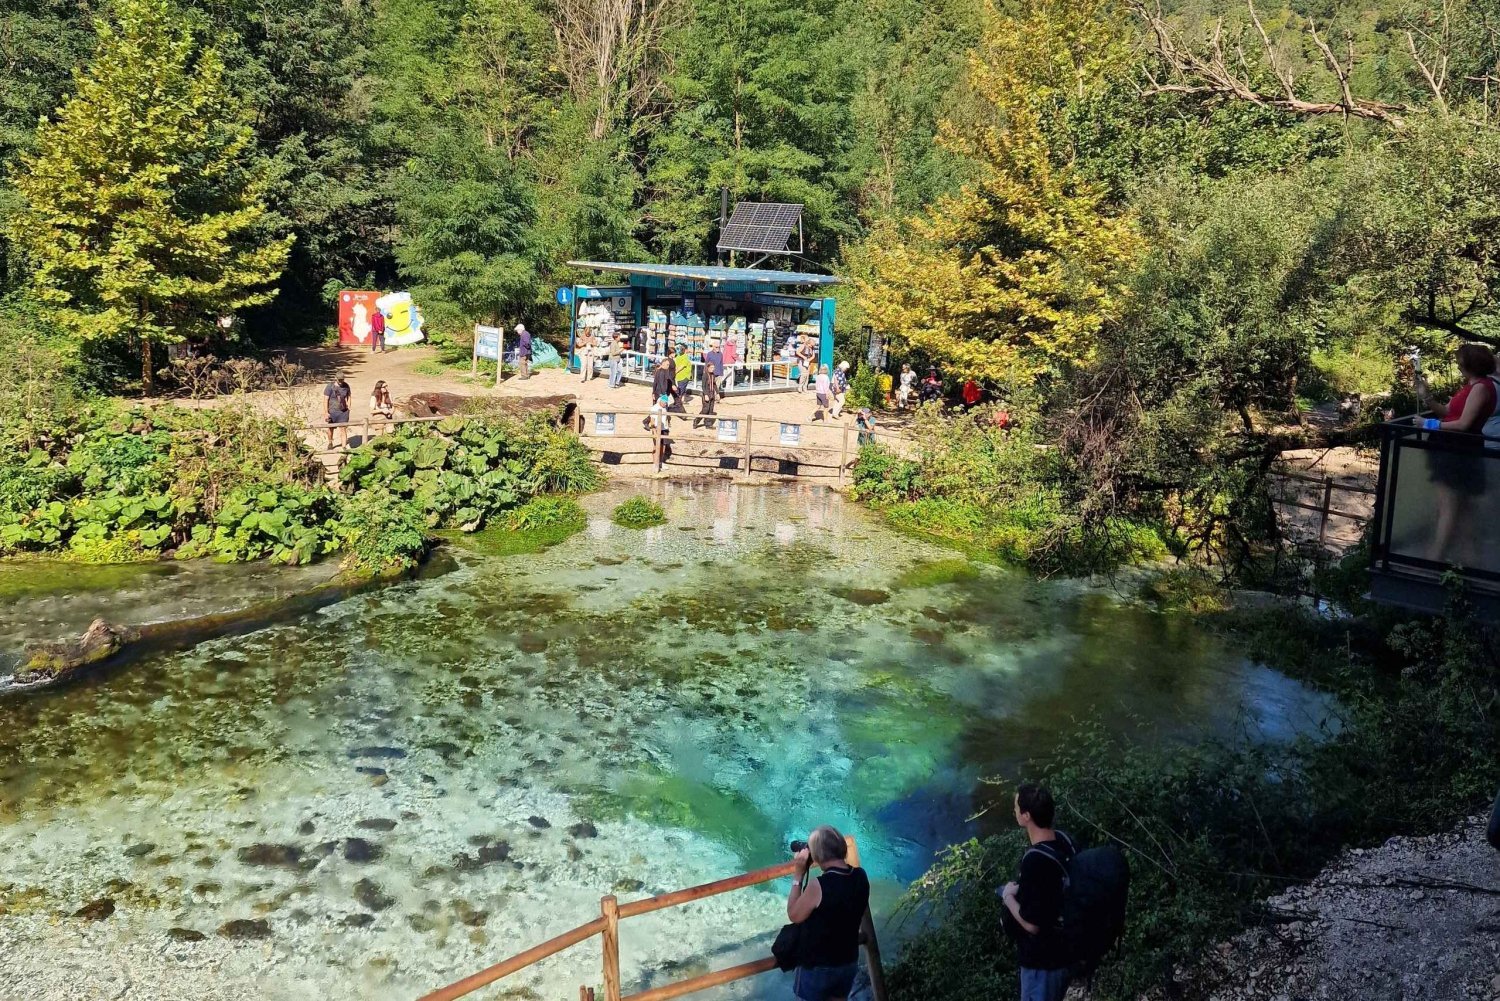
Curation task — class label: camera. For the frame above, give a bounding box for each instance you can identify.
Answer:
[789,839,808,854]
[1409,346,1423,375]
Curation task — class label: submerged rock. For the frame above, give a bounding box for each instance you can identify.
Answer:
[166,927,206,942]
[343,838,384,863]
[353,878,395,912]
[354,766,386,777]
[527,816,551,829]
[237,844,303,868]
[567,821,598,839]
[342,912,375,928]
[123,842,155,859]
[297,820,316,836]
[218,918,271,940]
[834,587,890,606]
[347,746,407,760]
[356,818,397,832]
[612,878,645,894]
[407,913,436,933]
[452,900,488,927]
[73,898,115,921]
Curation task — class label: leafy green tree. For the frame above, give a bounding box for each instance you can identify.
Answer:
[7,0,291,392]
[393,134,541,334]
[0,0,99,288]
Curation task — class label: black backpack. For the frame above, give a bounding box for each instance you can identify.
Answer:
[1025,832,1130,979]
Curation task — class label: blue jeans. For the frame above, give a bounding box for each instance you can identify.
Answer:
[1020,967,1070,1001]
[610,357,624,387]
[793,963,857,1000]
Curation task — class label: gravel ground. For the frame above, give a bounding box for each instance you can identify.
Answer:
[1166,815,1500,1001]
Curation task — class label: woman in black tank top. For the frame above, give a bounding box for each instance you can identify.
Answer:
[786,825,871,1001]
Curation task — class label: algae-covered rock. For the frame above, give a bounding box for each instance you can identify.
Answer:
[15,619,136,685]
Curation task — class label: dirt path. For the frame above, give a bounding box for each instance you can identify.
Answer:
[1161,815,1500,1001]
[175,344,901,481]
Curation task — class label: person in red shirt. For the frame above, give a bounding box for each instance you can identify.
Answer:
[1414,343,1499,561]
[370,308,386,353]
[962,379,982,409]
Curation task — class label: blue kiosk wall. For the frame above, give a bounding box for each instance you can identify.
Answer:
[561,263,839,390]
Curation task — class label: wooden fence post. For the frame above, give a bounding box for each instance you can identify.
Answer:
[580,987,595,1001]
[743,415,753,477]
[1318,476,1334,545]
[601,895,621,1001]
[839,426,850,483]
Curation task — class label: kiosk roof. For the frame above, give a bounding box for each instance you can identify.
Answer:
[568,261,840,287]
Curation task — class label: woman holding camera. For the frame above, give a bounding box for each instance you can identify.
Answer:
[786,825,869,1001]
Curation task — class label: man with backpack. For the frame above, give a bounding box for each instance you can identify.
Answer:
[1001,784,1076,1001]
[999,783,1131,1001]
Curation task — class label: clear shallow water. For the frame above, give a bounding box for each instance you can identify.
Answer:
[0,482,1336,999]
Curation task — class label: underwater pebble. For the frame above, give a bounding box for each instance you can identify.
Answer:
[342,912,375,928]
[217,918,271,940]
[343,838,384,863]
[527,816,551,829]
[236,844,303,868]
[567,821,598,839]
[166,927,205,942]
[73,898,115,921]
[123,843,155,859]
[346,746,407,759]
[297,820,316,836]
[353,878,395,912]
[356,819,397,832]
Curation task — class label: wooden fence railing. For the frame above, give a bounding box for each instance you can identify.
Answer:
[1270,467,1377,546]
[416,836,887,1001]
[573,408,905,481]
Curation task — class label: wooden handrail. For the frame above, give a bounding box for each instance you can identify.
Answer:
[623,958,779,1001]
[416,836,886,1001]
[618,859,797,918]
[415,916,607,1001]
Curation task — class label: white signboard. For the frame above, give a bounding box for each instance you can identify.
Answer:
[717,419,740,443]
[474,325,502,361]
[779,423,801,446]
[594,413,617,436]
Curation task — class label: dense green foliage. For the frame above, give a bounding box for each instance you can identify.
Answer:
[0,404,597,572]
[853,406,1166,574]
[611,496,667,529]
[891,583,1500,999]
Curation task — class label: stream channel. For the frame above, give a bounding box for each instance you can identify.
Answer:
[0,481,1337,1000]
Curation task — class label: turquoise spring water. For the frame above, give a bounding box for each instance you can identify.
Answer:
[0,482,1336,1000]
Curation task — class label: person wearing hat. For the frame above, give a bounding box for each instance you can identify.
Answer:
[856,408,876,447]
[515,323,532,379]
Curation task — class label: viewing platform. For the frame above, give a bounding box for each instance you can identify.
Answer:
[1369,415,1500,616]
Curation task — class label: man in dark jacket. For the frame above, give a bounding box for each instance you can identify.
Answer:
[1001,784,1075,1001]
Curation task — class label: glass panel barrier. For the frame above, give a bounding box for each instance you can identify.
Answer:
[1386,435,1500,577]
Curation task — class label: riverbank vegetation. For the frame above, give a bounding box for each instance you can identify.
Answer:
[890,571,1500,999]
[0,400,597,575]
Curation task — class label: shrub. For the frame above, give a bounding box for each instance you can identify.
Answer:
[337,493,429,575]
[612,496,667,528]
[848,365,880,409]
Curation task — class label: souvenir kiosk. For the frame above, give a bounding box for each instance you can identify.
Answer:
[560,261,839,395]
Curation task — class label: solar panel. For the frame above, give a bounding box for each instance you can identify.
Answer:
[717,202,803,254]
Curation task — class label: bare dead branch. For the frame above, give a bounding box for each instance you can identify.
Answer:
[1132,0,1407,125]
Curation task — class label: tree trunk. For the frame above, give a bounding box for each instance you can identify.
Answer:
[142,337,154,396]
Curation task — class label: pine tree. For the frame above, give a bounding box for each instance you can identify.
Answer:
[7,0,291,392]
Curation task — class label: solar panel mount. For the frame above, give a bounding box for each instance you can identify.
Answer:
[717,202,803,256]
